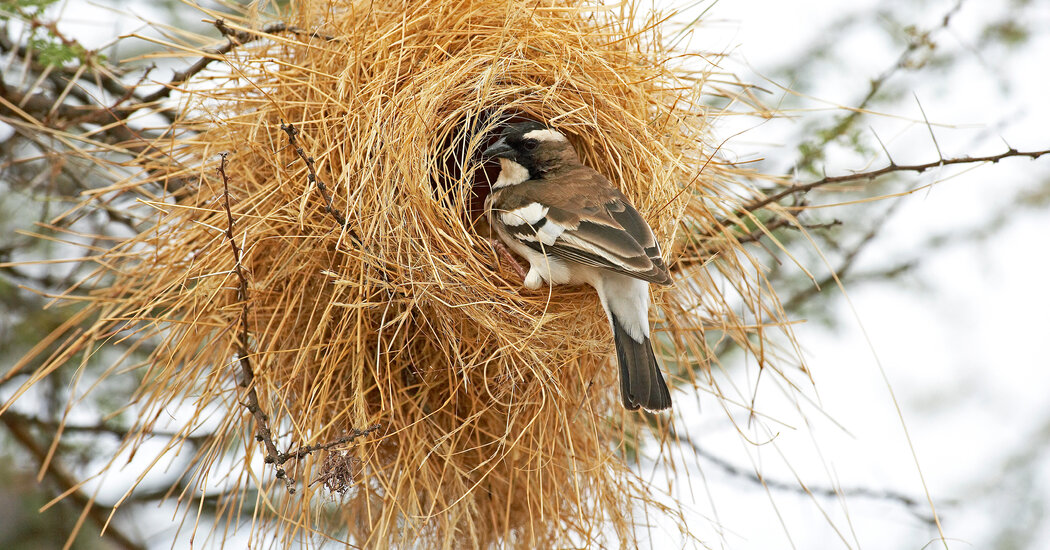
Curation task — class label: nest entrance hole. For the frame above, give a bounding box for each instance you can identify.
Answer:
[433,113,537,224]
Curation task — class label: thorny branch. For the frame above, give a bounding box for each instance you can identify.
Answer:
[790,0,966,173]
[688,147,1049,379]
[278,122,363,244]
[744,147,1050,215]
[217,153,288,487]
[217,154,380,495]
[680,145,1050,267]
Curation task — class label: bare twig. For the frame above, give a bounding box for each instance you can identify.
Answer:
[280,424,382,464]
[141,19,335,106]
[217,153,290,489]
[218,154,379,494]
[673,429,946,526]
[744,146,1050,215]
[278,121,363,244]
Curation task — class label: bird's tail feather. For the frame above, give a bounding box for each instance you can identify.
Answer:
[610,313,672,411]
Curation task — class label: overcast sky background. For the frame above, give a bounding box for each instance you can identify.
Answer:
[12,0,1050,548]
[665,0,1050,548]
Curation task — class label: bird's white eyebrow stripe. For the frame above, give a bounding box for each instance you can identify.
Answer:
[523,129,567,142]
[501,202,548,226]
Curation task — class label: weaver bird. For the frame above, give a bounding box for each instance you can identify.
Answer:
[483,121,673,411]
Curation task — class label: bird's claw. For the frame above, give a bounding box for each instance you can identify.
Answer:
[489,239,528,281]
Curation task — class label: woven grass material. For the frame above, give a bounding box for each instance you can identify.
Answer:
[7,0,798,547]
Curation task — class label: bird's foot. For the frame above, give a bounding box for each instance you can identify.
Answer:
[490,239,528,281]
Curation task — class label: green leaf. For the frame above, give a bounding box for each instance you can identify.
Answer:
[0,0,61,19]
[28,36,84,67]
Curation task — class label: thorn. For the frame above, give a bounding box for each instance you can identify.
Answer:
[913,92,944,164]
[870,126,896,167]
[998,135,1015,154]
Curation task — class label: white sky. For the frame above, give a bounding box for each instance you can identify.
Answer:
[661,1,1050,549]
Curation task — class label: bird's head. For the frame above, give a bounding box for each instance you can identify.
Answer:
[483,121,576,180]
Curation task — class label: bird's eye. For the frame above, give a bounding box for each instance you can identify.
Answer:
[523,139,538,151]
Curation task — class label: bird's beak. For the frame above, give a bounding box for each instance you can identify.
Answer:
[483,137,514,160]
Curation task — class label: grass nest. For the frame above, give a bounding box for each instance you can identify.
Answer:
[5,0,801,547]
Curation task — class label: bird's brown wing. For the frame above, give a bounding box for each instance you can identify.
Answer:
[495,167,672,286]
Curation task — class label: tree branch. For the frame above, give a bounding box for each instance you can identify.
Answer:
[217,153,289,488]
[672,428,946,525]
[0,415,144,550]
[217,153,379,494]
[745,147,1050,214]
[278,121,363,244]
[140,19,334,106]
[0,409,213,447]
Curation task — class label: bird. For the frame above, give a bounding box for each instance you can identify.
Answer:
[482,120,673,411]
